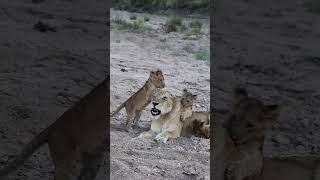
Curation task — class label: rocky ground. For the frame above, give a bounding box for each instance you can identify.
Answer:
[0,0,108,179]
[1,0,319,179]
[213,0,320,157]
[110,9,210,180]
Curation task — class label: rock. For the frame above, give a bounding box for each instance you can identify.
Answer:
[274,134,290,145]
[296,145,305,152]
[33,21,56,33]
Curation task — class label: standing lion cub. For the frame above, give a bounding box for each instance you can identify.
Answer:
[112,70,165,131]
[0,78,109,180]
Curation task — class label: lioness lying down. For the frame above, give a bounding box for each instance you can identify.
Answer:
[138,88,184,143]
[138,88,210,143]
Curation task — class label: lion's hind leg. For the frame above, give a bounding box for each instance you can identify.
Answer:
[49,136,77,180]
[125,110,136,132]
[78,151,105,180]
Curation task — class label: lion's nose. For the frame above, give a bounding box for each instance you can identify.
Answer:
[153,102,159,106]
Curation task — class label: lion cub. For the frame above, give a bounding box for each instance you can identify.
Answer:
[179,89,210,138]
[224,87,279,145]
[190,113,210,138]
[0,78,109,180]
[223,87,280,180]
[217,88,320,180]
[112,70,165,131]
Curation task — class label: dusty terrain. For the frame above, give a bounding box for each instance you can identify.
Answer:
[0,0,108,179]
[1,0,319,179]
[110,9,210,180]
[213,0,320,157]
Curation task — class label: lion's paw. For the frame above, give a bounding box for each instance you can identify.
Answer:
[154,134,168,144]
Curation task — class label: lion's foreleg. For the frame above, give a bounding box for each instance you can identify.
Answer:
[138,130,155,139]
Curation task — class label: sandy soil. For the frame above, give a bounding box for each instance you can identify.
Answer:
[0,0,108,179]
[213,0,320,157]
[1,0,319,179]
[110,9,210,180]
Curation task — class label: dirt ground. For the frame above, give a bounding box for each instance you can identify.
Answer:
[0,0,108,179]
[213,0,320,158]
[0,0,319,180]
[110,9,210,180]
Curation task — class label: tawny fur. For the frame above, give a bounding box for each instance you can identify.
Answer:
[213,87,320,180]
[138,89,184,143]
[179,89,210,138]
[223,88,280,180]
[0,78,109,180]
[111,70,165,131]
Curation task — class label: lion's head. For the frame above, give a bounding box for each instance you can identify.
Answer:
[192,120,210,138]
[227,87,281,142]
[181,89,197,108]
[148,70,165,88]
[150,89,173,117]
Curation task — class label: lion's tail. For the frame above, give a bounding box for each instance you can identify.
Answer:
[111,101,126,117]
[0,127,50,176]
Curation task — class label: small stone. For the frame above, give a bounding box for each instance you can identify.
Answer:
[274,134,290,145]
[296,145,305,152]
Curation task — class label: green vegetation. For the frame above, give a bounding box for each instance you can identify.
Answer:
[163,15,182,32]
[112,0,209,14]
[112,16,152,32]
[130,15,137,20]
[183,20,202,36]
[163,16,203,37]
[194,48,209,61]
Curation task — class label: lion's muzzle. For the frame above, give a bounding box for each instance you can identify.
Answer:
[151,107,161,116]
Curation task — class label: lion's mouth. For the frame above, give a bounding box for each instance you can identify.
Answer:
[151,108,161,116]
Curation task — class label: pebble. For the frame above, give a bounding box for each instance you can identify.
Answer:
[274,134,290,145]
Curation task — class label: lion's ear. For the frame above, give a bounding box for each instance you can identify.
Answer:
[150,71,157,78]
[192,94,198,100]
[156,70,162,75]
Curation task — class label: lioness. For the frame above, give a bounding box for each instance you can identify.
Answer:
[111,70,165,131]
[138,88,184,143]
[0,78,109,180]
[179,89,210,138]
